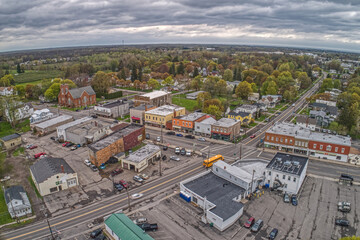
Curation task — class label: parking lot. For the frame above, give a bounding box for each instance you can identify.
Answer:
[132,176,359,240]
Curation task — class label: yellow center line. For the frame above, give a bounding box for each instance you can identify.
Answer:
[6,165,203,240]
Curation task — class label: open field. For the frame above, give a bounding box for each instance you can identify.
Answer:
[172,94,198,111]
[12,70,63,85]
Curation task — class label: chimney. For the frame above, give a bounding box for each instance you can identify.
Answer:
[61,165,64,173]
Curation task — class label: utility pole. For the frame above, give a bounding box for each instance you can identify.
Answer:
[159,126,163,177]
[45,213,55,240]
[126,188,131,212]
[239,143,242,160]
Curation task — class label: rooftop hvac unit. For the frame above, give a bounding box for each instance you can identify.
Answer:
[284,161,291,166]
[276,157,282,162]
[292,161,300,166]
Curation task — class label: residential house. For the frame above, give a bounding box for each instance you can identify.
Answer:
[265,153,308,194]
[88,124,145,166]
[0,87,14,96]
[172,112,208,133]
[0,133,22,151]
[145,105,185,128]
[258,95,282,108]
[130,104,156,125]
[32,115,74,135]
[234,105,258,115]
[315,99,336,107]
[194,116,217,137]
[324,89,342,101]
[30,157,79,196]
[186,91,205,100]
[30,109,54,123]
[309,110,334,127]
[5,102,34,123]
[121,144,161,172]
[104,213,154,240]
[211,118,241,141]
[248,93,260,102]
[134,90,171,107]
[296,116,317,131]
[4,186,32,218]
[58,84,96,108]
[94,100,131,118]
[227,110,253,125]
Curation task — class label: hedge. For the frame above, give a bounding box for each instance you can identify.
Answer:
[96,91,123,99]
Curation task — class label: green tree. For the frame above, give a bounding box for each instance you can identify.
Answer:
[17,63,21,74]
[110,60,118,72]
[61,79,77,88]
[163,76,174,86]
[131,65,137,82]
[320,78,334,92]
[339,102,359,131]
[147,78,160,89]
[197,92,211,109]
[329,121,339,132]
[0,74,15,86]
[278,63,291,72]
[333,79,341,89]
[170,63,176,76]
[235,81,253,99]
[177,62,185,75]
[297,72,311,90]
[193,67,199,77]
[202,77,217,96]
[276,71,294,94]
[250,83,258,93]
[203,105,222,119]
[215,79,228,97]
[191,76,203,91]
[0,95,22,128]
[44,83,61,101]
[15,85,25,97]
[223,69,233,82]
[340,236,360,240]
[91,71,112,94]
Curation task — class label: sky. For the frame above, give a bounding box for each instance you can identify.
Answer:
[0,0,360,53]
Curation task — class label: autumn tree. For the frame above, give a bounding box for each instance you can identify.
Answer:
[163,76,174,86]
[223,69,233,82]
[197,92,211,109]
[203,105,222,119]
[148,78,160,89]
[235,81,253,99]
[134,80,141,90]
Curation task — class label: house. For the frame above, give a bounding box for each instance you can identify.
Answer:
[234,105,258,115]
[30,109,54,123]
[88,124,145,166]
[211,118,241,141]
[145,105,185,128]
[265,153,309,194]
[5,102,34,122]
[0,133,22,151]
[130,104,156,125]
[248,93,260,102]
[315,99,336,107]
[309,110,334,127]
[227,111,253,125]
[94,100,131,118]
[258,95,282,108]
[0,87,14,96]
[296,116,317,131]
[194,116,217,137]
[324,89,342,101]
[58,84,96,108]
[186,91,205,100]
[56,117,93,141]
[134,90,171,107]
[4,186,32,218]
[226,81,241,88]
[30,157,78,196]
[104,213,154,240]
[172,112,208,133]
[32,115,74,135]
[121,144,161,172]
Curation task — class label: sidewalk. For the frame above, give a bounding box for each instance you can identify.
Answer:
[0,215,36,229]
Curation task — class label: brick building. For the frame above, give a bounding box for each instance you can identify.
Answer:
[211,118,241,141]
[172,112,208,133]
[145,105,185,128]
[134,91,171,107]
[264,122,351,162]
[88,124,145,166]
[130,104,156,125]
[58,84,96,108]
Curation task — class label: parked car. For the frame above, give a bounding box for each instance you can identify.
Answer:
[338,201,351,212]
[180,148,186,155]
[170,156,180,161]
[39,154,47,159]
[34,152,46,159]
[291,195,298,206]
[341,174,354,181]
[84,159,91,166]
[335,218,350,227]
[99,163,106,170]
[62,142,70,147]
[111,168,123,176]
[50,136,56,141]
[90,164,98,172]
[91,114,98,118]
[90,228,102,238]
[119,179,129,188]
[176,133,183,137]
[250,134,256,138]
[185,135,195,139]
[94,234,106,240]
[29,145,38,150]
[156,136,161,142]
[133,218,147,224]
[139,173,149,180]
[251,219,263,232]
[162,155,167,160]
[166,131,175,135]
[131,193,143,199]
[198,137,206,142]
[186,150,192,156]
[283,193,290,203]
[146,133,150,139]
[244,217,255,228]
[137,223,158,231]
[133,175,144,183]
[70,146,77,151]
[113,183,123,191]
[175,147,180,154]
[163,145,168,150]
[269,228,278,239]
[66,142,74,147]
[26,144,33,149]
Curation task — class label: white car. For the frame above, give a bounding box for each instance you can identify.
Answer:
[131,193,143,199]
[84,159,91,166]
[198,137,206,142]
[157,136,161,142]
[26,144,33,149]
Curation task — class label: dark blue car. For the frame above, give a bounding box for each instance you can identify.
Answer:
[291,195,298,206]
[114,183,123,191]
[176,133,183,137]
[269,228,278,239]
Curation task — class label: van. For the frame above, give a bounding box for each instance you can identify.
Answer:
[186,150,192,156]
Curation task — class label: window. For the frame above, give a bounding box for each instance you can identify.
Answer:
[177,121,179,124]
[267,136,269,140]
[268,171,271,176]
[341,148,345,153]
[320,145,323,150]
[305,142,308,147]
[293,178,296,182]
[283,175,285,179]
[276,137,278,142]
[284,184,287,188]
[288,176,291,181]
[271,136,274,141]
[313,144,317,148]
[276,174,279,178]
[295,140,298,146]
[290,139,293,143]
[280,138,283,143]
[50,187,58,193]
[216,167,218,172]
[335,147,338,152]
[285,139,288,143]
[326,145,332,151]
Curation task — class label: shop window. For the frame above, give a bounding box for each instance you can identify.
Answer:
[313,144,317,148]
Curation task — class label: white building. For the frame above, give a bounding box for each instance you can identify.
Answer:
[265,153,308,194]
[233,104,258,115]
[94,100,130,118]
[30,109,54,123]
[0,87,14,96]
[315,99,337,107]
[122,144,161,172]
[186,91,205,100]
[194,116,216,137]
[4,186,32,218]
[56,117,92,141]
[296,116,316,131]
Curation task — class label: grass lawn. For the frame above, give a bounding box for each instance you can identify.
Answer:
[126,142,146,156]
[299,108,310,115]
[0,119,30,138]
[256,115,268,122]
[13,147,25,157]
[13,70,63,85]
[0,190,14,225]
[117,114,130,121]
[249,122,258,127]
[172,95,198,111]
[28,176,42,200]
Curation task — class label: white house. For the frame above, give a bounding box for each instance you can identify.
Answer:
[0,87,14,96]
[4,186,32,218]
[194,116,216,137]
[5,102,34,122]
[30,109,54,123]
[265,153,308,194]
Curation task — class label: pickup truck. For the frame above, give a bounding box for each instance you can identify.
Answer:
[137,223,158,231]
[338,201,351,212]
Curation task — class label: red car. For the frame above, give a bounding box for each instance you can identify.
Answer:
[34,152,46,159]
[110,168,123,176]
[250,134,256,139]
[29,145,38,150]
[244,217,255,228]
[119,179,129,189]
[62,142,70,147]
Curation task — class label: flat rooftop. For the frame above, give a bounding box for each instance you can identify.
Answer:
[140,90,169,99]
[197,116,217,125]
[212,118,239,128]
[231,160,268,180]
[124,144,160,163]
[57,117,92,131]
[145,105,184,116]
[266,152,308,176]
[184,172,244,221]
[66,119,113,135]
[100,100,129,108]
[132,104,154,111]
[177,112,206,122]
[89,125,142,152]
[35,115,73,129]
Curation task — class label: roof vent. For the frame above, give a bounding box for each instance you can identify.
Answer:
[284,161,291,166]
[292,161,300,166]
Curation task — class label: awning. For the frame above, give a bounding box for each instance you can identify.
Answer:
[131,116,140,121]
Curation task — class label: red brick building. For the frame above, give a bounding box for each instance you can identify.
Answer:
[58,84,96,108]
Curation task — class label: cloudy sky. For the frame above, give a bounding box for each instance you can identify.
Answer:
[1,0,360,53]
